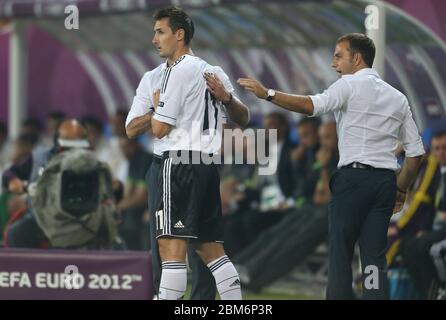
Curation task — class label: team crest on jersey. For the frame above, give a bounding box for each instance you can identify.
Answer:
[158,101,164,108]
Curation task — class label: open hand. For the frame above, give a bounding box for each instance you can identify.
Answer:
[237,77,268,99]
[153,89,160,111]
[204,73,231,104]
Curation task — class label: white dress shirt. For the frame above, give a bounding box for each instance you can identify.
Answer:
[310,68,425,170]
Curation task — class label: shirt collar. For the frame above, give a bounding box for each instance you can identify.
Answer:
[353,68,380,78]
[164,54,190,69]
[157,61,167,73]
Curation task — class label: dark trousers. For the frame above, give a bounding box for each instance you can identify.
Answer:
[327,167,396,300]
[147,159,216,299]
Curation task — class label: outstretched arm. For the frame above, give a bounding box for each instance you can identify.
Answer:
[237,77,314,115]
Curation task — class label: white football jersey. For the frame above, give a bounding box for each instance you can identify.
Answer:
[153,54,233,154]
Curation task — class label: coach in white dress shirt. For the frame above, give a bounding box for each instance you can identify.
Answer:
[238,33,425,299]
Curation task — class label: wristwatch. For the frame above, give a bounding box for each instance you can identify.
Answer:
[266,89,276,101]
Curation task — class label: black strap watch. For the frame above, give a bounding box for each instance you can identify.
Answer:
[266,89,276,101]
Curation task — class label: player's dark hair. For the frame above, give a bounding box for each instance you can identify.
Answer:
[153,6,195,45]
[337,33,375,68]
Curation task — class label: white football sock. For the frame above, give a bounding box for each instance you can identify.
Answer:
[158,261,187,300]
[208,255,242,300]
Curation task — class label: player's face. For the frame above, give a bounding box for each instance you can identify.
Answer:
[152,18,178,59]
[331,41,356,76]
[432,135,446,166]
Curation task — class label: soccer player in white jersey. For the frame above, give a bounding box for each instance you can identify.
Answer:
[128,6,249,300]
[125,63,245,299]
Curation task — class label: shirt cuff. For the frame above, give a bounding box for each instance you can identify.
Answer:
[403,140,425,158]
[308,95,323,117]
[153,112,176,126]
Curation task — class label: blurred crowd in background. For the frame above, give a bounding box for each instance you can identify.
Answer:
[1,109,445,298]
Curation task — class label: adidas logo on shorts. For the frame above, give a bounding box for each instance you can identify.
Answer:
[174,220,185,228]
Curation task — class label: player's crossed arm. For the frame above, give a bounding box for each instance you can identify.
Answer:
[126,90,161,139]
[151,89,173,139]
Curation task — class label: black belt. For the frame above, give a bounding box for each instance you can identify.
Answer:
[162,150,214,159]
[342,162,393,172]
